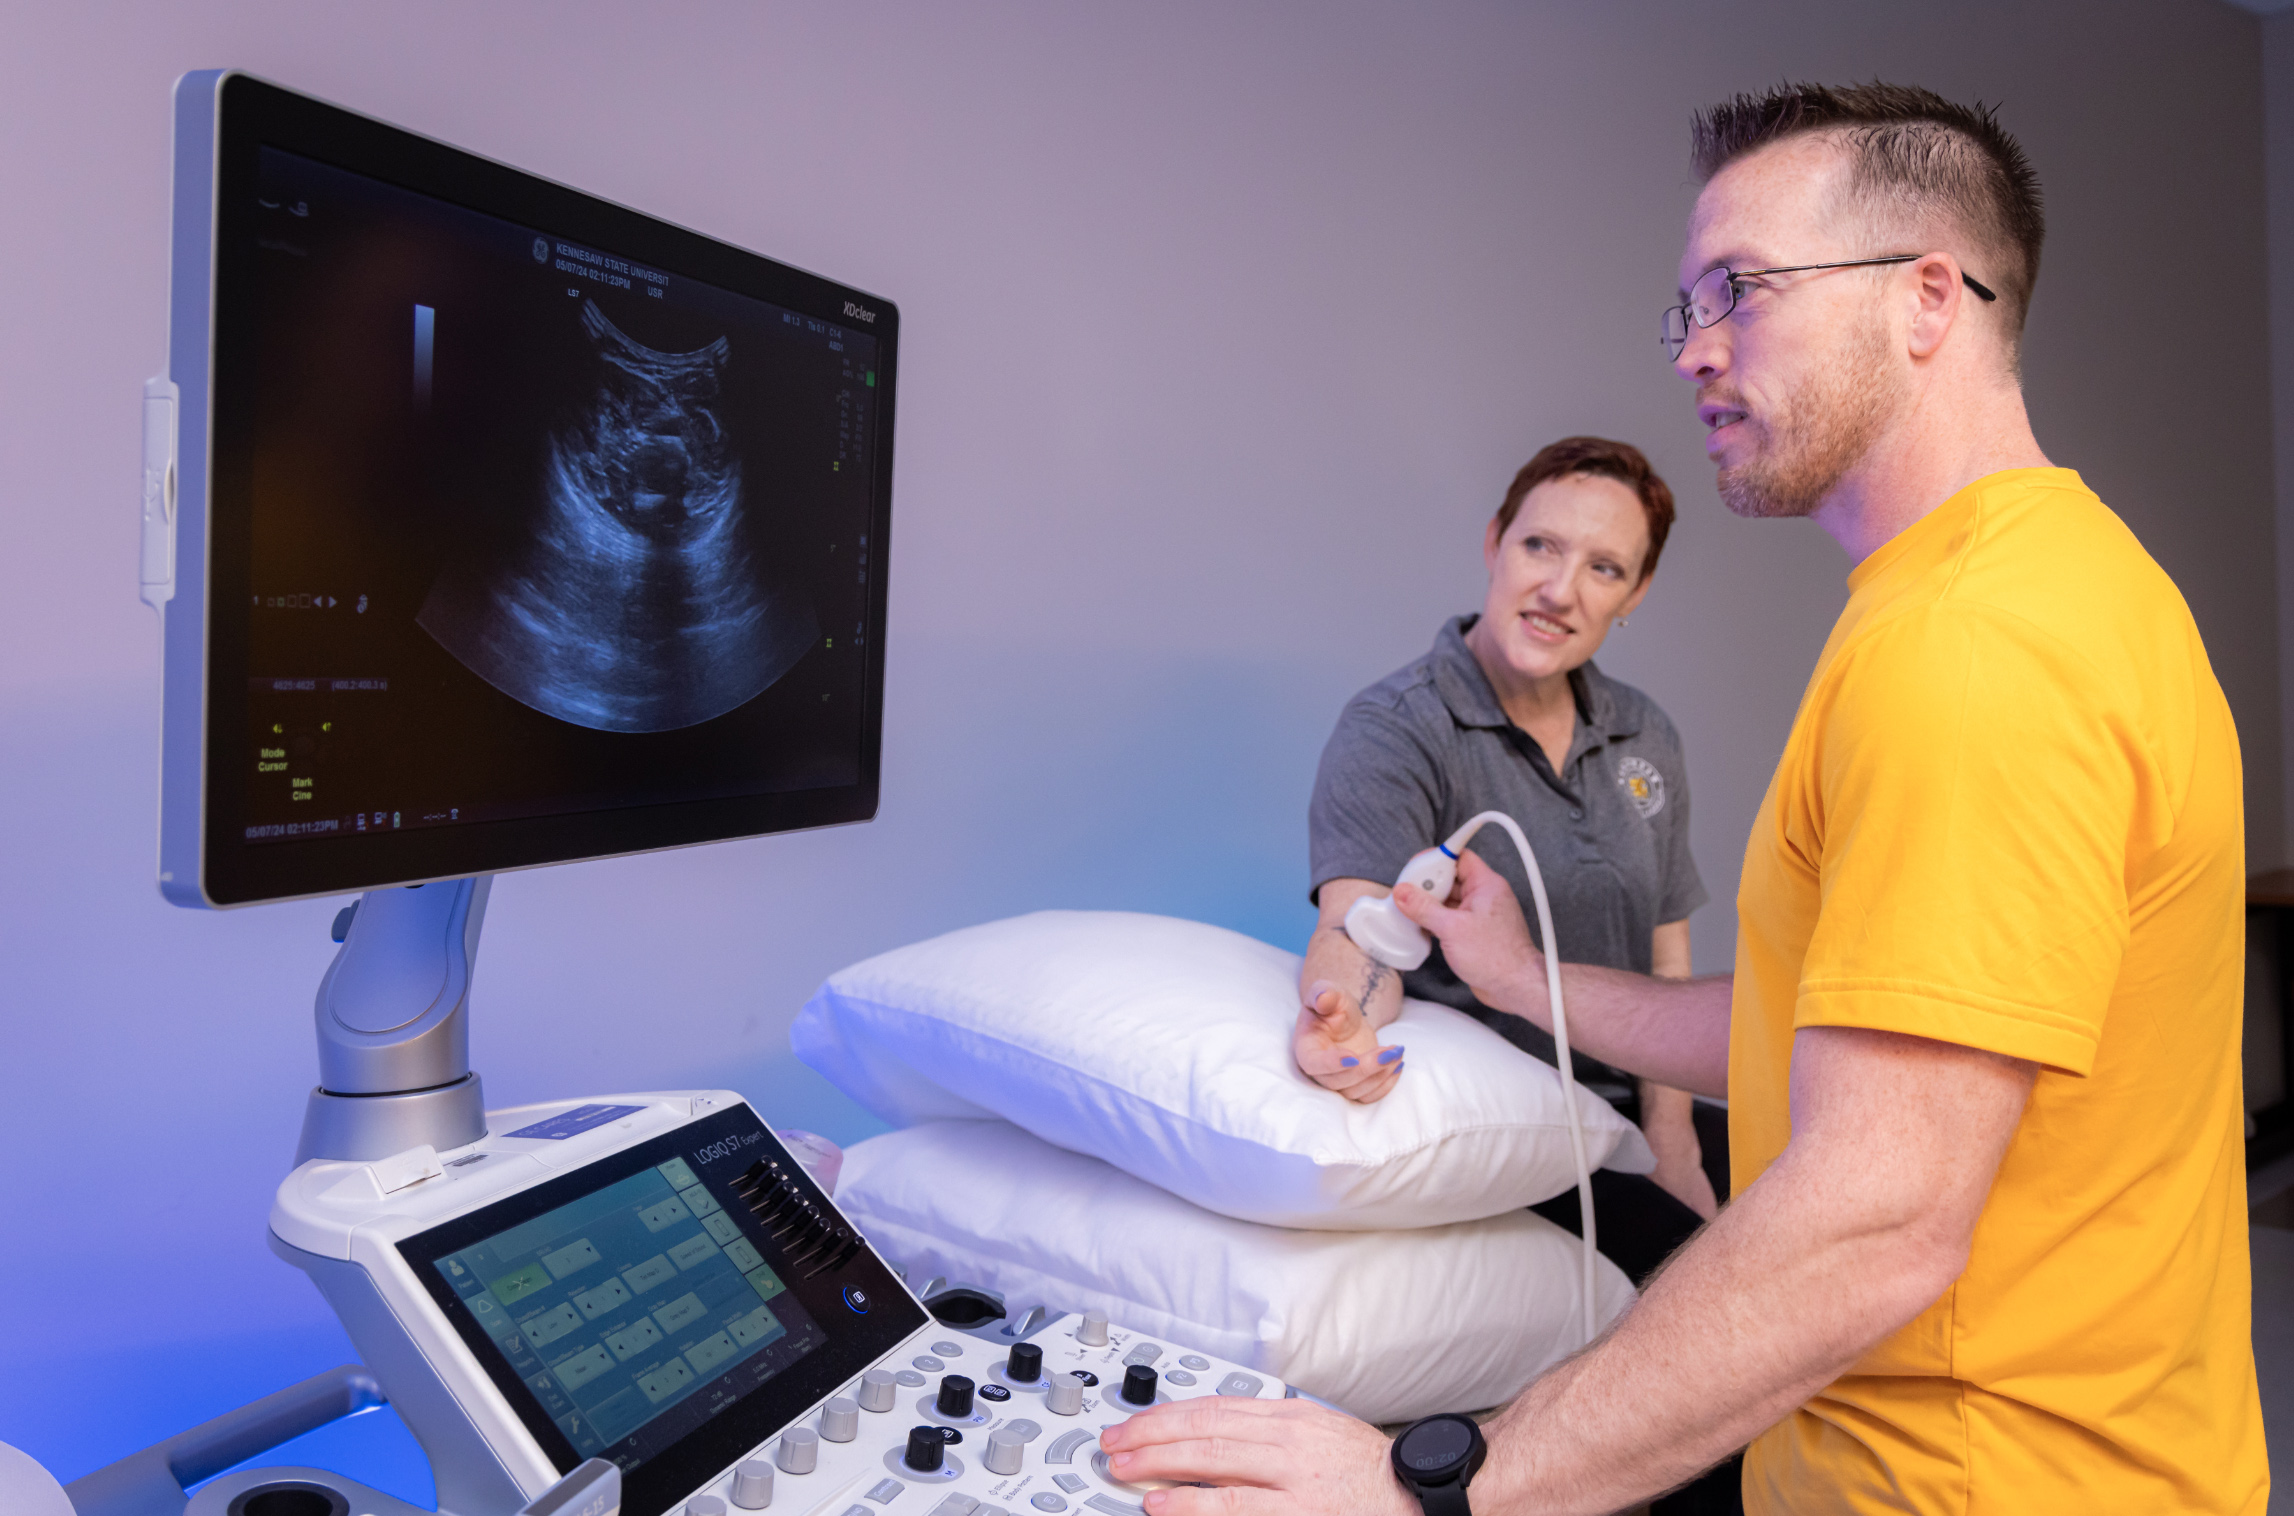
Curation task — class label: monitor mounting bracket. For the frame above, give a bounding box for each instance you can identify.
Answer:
[297,875,493,1163]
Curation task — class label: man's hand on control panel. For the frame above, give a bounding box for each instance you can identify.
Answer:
[1100,1396,1411,1516]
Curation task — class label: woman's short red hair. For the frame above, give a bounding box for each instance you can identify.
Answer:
[1496,436,1675,583]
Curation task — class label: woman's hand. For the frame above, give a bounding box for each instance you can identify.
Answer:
[1294,980,1404,1102]
[1640,1081,1720,1220]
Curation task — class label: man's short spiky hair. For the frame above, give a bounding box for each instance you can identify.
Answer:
[1691,82,2045,337]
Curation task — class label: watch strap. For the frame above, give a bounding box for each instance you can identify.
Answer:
[1409,1479,1473,1516]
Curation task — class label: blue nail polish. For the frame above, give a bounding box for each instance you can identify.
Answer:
[1341,1056,1359,1068]
[1378,1046,1404,1065]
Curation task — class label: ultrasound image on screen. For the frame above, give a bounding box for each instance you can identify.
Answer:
[239,149,879,845]
[418,300,818,733]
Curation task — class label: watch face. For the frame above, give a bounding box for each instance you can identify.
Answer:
[1399,1416,1478,1474]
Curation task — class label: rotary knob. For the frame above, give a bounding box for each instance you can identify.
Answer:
[820,1395,860,1442]
[936,1374,975,1418]
[1120,1365,1158,1407]
[984,1427,1027,1477]
[1007,1342,1043,1382]
[688,1499,726,1516]
[775,1426,818,1475]
[730,1458,775,1509]
[904,1425,946,1474]
[1045,1371,1085,1416]
[1077,1310,1109,1347]
[859,1368,899,1412]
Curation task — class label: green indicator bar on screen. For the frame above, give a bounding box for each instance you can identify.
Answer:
[490,1262,553,1306]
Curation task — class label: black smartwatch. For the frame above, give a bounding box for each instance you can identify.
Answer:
[1391,1413,1487,1516]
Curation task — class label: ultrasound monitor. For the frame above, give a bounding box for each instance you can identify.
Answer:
[148,72,896,908]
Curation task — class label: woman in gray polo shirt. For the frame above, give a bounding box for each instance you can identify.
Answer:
[1297,436,1719,1273]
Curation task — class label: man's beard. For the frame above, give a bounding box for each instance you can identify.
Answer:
[1713,319,1902,520]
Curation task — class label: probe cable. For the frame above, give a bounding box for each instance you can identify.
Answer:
[1440,811,1599,1345]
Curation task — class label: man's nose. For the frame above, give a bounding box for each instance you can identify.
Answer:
[1674,320,1724,383]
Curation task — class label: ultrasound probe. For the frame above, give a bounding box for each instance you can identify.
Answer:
[1343,811,1600,1344]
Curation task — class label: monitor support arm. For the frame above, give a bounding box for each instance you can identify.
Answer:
[296,875,493,1164]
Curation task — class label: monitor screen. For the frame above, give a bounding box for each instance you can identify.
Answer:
[402,1106,926,1514]
[159,76,895,905]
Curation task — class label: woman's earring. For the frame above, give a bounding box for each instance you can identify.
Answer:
[1615,617,1629,628]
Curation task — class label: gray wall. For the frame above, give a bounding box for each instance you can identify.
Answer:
[0,0,2278,1486]
[2270,9,2294,859]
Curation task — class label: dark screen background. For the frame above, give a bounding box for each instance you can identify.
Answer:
[239,147,881,847]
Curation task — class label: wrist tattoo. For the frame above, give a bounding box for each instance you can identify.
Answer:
[1360,961,1392,1007]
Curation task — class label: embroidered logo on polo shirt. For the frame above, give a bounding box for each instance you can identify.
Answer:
[1617,756,1665,819]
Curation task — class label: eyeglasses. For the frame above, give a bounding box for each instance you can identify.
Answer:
[1660,255,1998,359]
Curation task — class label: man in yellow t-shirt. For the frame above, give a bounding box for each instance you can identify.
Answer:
[1100,83,2266,1515]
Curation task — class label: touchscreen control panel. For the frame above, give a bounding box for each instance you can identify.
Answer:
[270,1093,1291,1516]
[426,1156,824,1462]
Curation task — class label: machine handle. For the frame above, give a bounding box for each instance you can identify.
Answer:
[63,1364,387,1516]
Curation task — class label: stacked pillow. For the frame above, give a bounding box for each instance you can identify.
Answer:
[795,910,1648,1418]
[836,1120,1633,1425]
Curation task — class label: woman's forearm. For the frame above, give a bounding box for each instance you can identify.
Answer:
[1300,896,1408,1032]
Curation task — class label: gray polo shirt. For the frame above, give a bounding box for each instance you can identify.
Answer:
[1308,616,1706,1085]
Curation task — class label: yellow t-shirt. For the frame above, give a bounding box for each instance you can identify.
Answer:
[1730,469,2267,1514]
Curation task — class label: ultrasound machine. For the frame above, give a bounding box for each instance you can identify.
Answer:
[59,71,1286,1516]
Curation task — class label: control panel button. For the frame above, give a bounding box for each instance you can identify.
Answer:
[1002,1419,1043,1442]
[731,1458,775,1510]
[1120,1343,1163,1368]
[933,1341,965,1356]
[776,1427,819,1475]
[1044,1428,1094,1464]
[904,1426,947,1474]
[1119,1365,1158,1407]
[869,1478,907,1503]
[860,1368,900,1412]
[1163,1370,1196,1387]
[1008,1342,1044,1383]
[1031,1497,1067,1512]
[897,1370,928,1388]
[1052,1475,1087,1493]
[1214,1373,1263,1398]
[821,1396,861,1442]
[914,1356,946,1372]
[1077,1310,1109,1347]
[843,1287,872,1314]
[984,1427,1027,1476]
[1178,1356,1209,1371]
[1085,1498,1143,1516]
[978,1384,1012,1403]
[928,1498,980,1516]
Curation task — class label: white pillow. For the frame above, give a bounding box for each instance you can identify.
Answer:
[793,910,1652,1231]
[837,1120,1636,1425]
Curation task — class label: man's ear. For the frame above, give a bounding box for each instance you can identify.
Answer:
[1906,252,1966,361]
